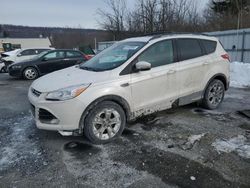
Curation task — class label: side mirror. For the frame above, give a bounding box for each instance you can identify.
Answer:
[17,53,22,57]
[135,61,151,71]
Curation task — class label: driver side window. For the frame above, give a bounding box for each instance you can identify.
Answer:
[138,40,174,68]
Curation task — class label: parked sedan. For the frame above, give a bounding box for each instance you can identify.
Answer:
[8,49,87,80]
[2,48,53,64]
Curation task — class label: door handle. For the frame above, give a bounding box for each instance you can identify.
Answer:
[203,62,209,65]
[168,69,176,74]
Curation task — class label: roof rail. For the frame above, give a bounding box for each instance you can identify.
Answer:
[145,32,210,41]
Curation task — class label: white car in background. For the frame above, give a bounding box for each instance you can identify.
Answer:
[0,61,6,72]
[1,48,53,64]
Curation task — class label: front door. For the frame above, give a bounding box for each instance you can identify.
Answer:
[38,51,65,74]
[130,40,179,116]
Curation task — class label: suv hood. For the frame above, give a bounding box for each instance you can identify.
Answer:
[32,66,112,92]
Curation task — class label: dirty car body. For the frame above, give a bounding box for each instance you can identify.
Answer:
[28,34,230,144]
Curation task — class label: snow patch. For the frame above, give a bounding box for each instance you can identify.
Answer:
[63,144,165,187]
[230,62,250,88]
[0,115,41,171]
[212,135,250,158]
[188,133,206,145]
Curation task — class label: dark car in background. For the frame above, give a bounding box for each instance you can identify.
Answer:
[8,49,87,80]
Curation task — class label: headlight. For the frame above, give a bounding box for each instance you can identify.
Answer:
[46,84,91,101]
[11,65,22,69]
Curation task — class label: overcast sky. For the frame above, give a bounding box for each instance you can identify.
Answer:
[1,0,209,29]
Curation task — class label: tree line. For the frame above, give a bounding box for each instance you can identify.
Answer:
[98,0,250,40]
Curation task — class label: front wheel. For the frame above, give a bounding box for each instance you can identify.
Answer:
[83,101,126,144]
[23,67,38,80]
[202,79,225,110]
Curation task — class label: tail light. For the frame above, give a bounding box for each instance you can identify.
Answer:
[221,54,230,62]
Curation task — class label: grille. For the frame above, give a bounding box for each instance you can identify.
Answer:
[38,108,56,121]
[31,88,42,97]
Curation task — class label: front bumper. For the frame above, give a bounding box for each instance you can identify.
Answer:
[28,88,87,131]
[8,67,22,77]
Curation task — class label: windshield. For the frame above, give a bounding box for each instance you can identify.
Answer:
[79,41,146,71]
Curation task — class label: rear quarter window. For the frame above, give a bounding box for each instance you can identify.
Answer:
[200,40,217,54]
[176,39,203,61]
[66,51,82,58]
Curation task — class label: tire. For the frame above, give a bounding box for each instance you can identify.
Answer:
[23,67,39,80]
[83,101,126,144]
[202,79,225,110]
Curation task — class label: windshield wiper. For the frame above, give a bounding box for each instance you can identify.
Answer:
[79,66,102,72]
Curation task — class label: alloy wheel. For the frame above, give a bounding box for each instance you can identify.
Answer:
[92,108,121,140]
[208,82,224,106]
[24,68,37,80]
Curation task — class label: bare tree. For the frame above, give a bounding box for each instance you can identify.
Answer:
[97,0,127,40]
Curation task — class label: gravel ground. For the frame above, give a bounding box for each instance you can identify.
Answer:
[0,73,250,188]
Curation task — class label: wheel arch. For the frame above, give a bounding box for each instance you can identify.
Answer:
[79,95,132,131]
[203,73,229,96]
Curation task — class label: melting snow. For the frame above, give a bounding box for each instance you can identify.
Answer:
[230,62,250,88]
[0,115,41,171]
[188,133,206,145]
[212,135,250,158]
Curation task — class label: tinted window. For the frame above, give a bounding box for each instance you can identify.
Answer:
[138,40,174,68]
[20,49,36,56]
[43,51,64,60]
[36,49,50,54]
[66,51,82,58]
[177,39,203,61]
[200,40,217,54]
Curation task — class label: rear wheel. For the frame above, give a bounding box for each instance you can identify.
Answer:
[202,79,225,110]
[23,67,38,80]
[83,101,126,144]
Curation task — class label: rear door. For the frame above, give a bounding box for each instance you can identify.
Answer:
[175,38,207,99]
[37,51,65,74]
[130,40,179,115]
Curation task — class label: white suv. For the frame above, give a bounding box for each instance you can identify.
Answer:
[28,34,230,144]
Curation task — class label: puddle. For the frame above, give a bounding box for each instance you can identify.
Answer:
[238,110,250,119]
[64,141,99,154]
[192,108,209,116]
[239,123,250,130]
[135,114,158,125]
[122,129,138,136]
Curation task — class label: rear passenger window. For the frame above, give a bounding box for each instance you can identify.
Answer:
[138,40,174,68]
[200,40,217,54]
[177,39,203,61]
[20,49,36,56]
[66,51,82,58]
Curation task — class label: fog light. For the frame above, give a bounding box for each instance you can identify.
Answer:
[49,119,60,124]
